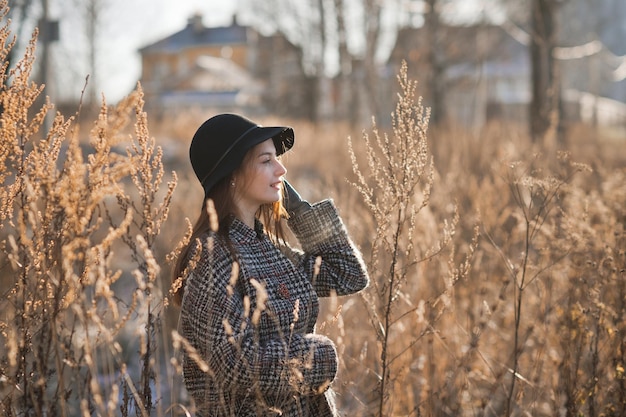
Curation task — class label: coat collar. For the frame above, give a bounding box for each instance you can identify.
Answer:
[228,216,265,243]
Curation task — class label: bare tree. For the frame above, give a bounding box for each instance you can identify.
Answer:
[529,0,562,143]
[333,0,355,123]
[3,0,37,113]
[315,0,328,121]
[360,0,384,121]
[245,0,390,123]
[83,0,101,107]
[424,0,446,125]
[244,1,320,120]
[6,0,38,59]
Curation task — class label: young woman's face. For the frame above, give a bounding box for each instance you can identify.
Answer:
[234,138,287,215]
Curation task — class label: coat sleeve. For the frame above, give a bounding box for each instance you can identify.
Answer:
[286,199,369,297]
[181,235,337,401]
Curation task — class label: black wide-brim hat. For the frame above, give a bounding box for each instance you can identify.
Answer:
[190,113,294,196]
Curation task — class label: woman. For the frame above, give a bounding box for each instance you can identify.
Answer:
[173,113,369,416]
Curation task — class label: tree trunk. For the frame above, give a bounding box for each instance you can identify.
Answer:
[529,0,560,143]
[362,0,382,121]
[314,0,327,122]
[334,0,355,124]
[425,0,446,126]
[86,0,99,108]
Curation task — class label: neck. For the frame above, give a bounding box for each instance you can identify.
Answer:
[235,207,258,229]
[231,193,258,228]
[241,214,255,229]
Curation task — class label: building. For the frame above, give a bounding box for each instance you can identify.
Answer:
[138,14,310,118]
[387,23,626,130]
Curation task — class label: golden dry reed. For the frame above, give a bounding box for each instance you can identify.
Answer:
[1,1,626,415]
[0,2,177,415]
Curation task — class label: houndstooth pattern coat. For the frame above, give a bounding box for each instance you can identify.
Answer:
[180,200,369,416]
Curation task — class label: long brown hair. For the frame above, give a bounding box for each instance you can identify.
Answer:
[171,150,289,305]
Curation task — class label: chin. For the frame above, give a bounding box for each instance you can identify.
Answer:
[269,192,282,202]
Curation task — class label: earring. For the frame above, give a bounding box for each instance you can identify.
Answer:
[230,180,235,187]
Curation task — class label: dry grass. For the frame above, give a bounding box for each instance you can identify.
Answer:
[1,4,625,416]
[0,6,177,415]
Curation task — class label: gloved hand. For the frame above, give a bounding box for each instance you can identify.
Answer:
[283,179,312,218]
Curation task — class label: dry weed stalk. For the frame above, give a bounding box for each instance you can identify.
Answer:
[549,167,626,417]
[478,153,591,416]
[0,8,176,416]
[348,61,479,416]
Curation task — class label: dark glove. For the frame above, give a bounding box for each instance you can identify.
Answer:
[283,179,312,218]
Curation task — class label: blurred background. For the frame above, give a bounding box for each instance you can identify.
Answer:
[5,0,626,138]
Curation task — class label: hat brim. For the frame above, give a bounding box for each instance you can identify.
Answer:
[248,126,294,156]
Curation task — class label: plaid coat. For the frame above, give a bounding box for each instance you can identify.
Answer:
[180,200,369,416]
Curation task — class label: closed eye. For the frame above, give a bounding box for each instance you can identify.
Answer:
[257,152,276,164]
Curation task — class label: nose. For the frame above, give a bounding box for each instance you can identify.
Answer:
[275,159,287,176]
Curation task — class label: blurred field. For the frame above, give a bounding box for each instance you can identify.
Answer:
[1,14,625,417]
